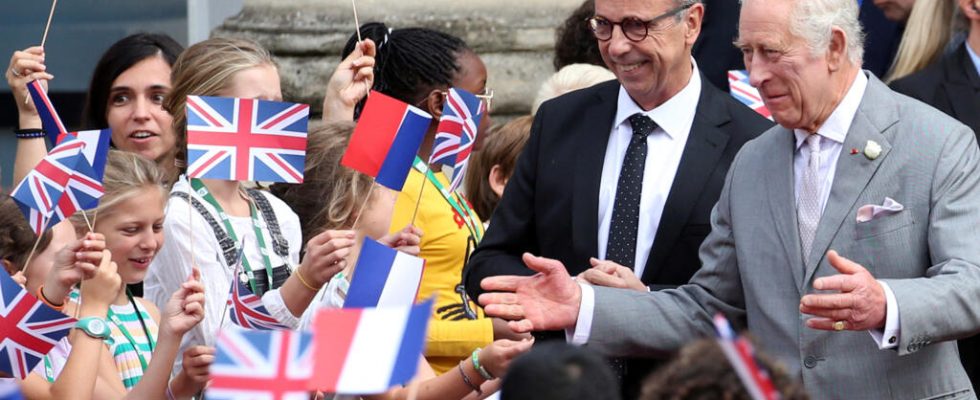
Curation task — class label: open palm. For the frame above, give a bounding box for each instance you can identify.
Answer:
[478,253,582,333]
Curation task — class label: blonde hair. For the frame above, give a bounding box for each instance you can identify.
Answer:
[70,150,167,233]
[532,64,616,114]
[270,122,373,244]
[885,0,957,83]
[164,37,277,179]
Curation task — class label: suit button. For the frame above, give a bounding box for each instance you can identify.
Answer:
[888,336,897,345]
[803,355,818,368]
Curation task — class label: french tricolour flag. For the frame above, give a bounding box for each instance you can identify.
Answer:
[310,299,433,394]
[344,238,425,308]
[341,91,431,191]
[25,80,69,145]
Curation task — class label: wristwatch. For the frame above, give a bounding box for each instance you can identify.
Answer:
[74,317,111,339]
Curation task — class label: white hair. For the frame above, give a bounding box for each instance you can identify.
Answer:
[532,64,616,114]
[742,0,865,64]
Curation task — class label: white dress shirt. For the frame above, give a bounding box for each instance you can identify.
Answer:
[572,70,901,350]
[596,62,701,277]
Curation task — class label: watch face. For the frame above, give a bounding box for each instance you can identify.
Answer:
[88,319,108,335]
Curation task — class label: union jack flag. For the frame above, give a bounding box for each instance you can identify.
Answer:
[713,314,781,400]
[436,88,483,192]
[728,70,772,120]
[48,129,111,227]
[208,329,313,400]
[186,95,310,183]
[10,136,86,235]
[0,271,76,379]
[226,269,288,331]
[25,80,69,145]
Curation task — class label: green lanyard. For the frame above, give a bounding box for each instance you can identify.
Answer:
[106,296,156,372]
[412,157,484,242]
[43,356,53,383]
[190,178,275,295]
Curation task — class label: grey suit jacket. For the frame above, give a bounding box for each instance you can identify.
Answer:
[589,73,980,399]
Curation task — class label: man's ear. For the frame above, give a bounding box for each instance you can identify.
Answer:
[424,89,446,119]
[826,27,848,72]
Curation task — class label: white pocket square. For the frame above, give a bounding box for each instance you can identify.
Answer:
[856,197,904,223]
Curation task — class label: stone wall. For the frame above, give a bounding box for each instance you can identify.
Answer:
[212,0,583,120]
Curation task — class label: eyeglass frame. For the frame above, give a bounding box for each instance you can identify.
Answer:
[435,88,494,113]
[586,0,696,42]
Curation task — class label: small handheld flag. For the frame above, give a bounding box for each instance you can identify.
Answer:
[186,95,310,183]
[341,91,431,191]
[311,299,433,394]
[48,129,111,227]
[25,80,68,145]
[10,136,86,235]
[0,270,76,379]
[713,314,781,400]
[436,88,483,192]
[227,275,289,331]
[344,237,425,308]
[727,70,772,120]
[208,329,313,400]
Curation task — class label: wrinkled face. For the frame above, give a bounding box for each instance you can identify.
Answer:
[451,51,492,150]
[594,0,700,110]
[218,64,282,101]
[736,0,839,132]
[873,0,916,22]
[22,221,76,293]
[95,188,165,285]
[107,56,176,164]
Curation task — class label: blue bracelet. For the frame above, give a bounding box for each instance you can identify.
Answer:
[15,128,45,139]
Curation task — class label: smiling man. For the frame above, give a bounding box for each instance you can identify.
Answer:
[477,0,980,398]
[464,0,771,395]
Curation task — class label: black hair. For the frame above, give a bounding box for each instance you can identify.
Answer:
[342,22,469,118]
[554,0,605,70]
[500,342,621,400]
[81,33,183,130]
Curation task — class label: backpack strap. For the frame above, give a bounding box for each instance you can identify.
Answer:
[246,188,290,258]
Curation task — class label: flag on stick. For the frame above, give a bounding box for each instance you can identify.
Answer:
[0,270,76,379]
[435,88,483,192]
[208,328,313,400]
[25,80,68,145]
[713,314,781,400]
[341,91,430,191]
[10,136,85,235]
[226,274,289,331]
[48,129,111,227]
[344,237,424,308]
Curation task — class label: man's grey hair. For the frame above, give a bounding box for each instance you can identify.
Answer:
[742,0,865,64]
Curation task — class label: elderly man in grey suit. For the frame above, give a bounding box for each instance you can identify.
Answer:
[479,0,980,398]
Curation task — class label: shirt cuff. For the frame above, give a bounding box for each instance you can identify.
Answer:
[262,288,301,330]
[565,283,595,345]
[868,280,900,350]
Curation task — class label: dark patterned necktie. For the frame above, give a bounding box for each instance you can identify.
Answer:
[607,113,657,270]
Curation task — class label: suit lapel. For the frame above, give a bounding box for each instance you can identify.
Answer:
[764,126,806,293]
[803,76,897,286]
[642,82,730,282]
[571,83,619,262]
[942,46,980,130]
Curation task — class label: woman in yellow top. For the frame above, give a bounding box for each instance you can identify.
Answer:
[342,22,529,374]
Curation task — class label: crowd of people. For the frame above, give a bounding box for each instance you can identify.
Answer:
[2,0,980,398]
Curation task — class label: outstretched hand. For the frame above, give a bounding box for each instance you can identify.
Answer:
[479,253,582,333]
[800,250,887,331]
[322,39,376,122]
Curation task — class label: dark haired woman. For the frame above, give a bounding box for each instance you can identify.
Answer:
[342,22,529,375]
[6,33,184,185]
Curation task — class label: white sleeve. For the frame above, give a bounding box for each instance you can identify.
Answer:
[565,283,595,345]
[868,280,901,350]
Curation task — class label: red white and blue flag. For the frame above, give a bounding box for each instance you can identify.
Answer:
[713,314,781,400]
[48,129,111,227]
[0,270,76,379]
[728,70,772,120]
[344,238,425,308]
[25,80,69,145]
[341,91,431,191]
[208,328,313,400]
[311,299,433,394]
[186,95,310,183]
[226,272,289,331]
[10,136,86,235]
[436,88,483,192]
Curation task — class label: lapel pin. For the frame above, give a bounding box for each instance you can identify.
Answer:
[850,148,859,155]
[864,140,881,160]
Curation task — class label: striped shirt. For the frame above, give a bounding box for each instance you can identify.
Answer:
[106,301,158,390]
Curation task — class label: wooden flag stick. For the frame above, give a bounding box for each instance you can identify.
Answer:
[80,211,94,233]
[351,0,363,43]
[40,0,59,48]
[409,172,427,227]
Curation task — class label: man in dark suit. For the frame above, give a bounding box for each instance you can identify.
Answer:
[464,0,772,396]
[891,0,980,390]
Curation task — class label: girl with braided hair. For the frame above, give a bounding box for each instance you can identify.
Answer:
[342,23,529,377]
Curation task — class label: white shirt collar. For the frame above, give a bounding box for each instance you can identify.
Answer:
[614,60,702,140]
[794,70,867,149]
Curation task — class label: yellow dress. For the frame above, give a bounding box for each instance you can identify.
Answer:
[389,166,491,374]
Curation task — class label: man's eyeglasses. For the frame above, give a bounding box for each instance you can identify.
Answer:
[586,1,696,42]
